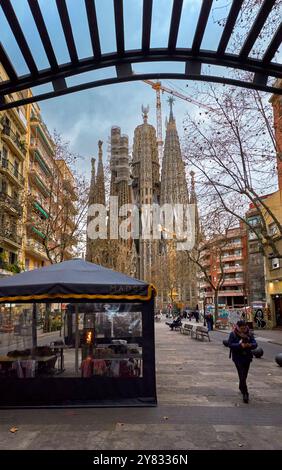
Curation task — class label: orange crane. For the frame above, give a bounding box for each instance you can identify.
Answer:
[143,80,164,165]
[143,79,215,165]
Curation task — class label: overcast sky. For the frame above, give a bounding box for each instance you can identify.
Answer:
[0,0,280,178]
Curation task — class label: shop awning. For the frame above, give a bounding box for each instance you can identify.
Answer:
[34,201,49,219]
[0,259,156,303]
[31,226,46,238]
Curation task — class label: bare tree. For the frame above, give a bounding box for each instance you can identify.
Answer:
[29,132,89,264]
[185,209,240,320]
[183,84,282,261]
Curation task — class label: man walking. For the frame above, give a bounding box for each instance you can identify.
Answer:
[228,320,257,403]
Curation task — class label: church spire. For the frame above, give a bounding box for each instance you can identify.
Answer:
[96,140,105,205]
[160,100,188,205]
[142,104,149,124]
[168,96,175,122]
[189,170,200,242]
[190,170,196,203]
[88,158,96,205]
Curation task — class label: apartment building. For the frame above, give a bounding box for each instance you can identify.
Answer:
[262,189,282,327]
[245,203,266,305]
[55,159,78,261]
[1,65,77,274]
[24,102,56,271]
[23,104,77,269]
[0,64,28,276]
[199,226,248,309]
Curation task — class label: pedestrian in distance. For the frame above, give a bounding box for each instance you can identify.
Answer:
[228,320,257,403]
[206,313,214,331]
[194,309,199,323]
[165,315,182,331]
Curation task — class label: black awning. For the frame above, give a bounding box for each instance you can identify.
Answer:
[0,259,156,302]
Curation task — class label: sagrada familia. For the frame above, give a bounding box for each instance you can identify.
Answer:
[86,99,199,309]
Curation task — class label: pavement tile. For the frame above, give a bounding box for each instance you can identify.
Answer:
[0,321,281,449]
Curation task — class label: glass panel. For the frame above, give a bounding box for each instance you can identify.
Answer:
[0,303,143,379]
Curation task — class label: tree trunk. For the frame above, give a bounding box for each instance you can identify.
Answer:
[44,303,51,333]
[214,289,219,323]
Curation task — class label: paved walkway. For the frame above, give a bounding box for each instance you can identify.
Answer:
[214,325,282,345]
[0,320,281,450]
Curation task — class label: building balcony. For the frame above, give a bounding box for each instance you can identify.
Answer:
[200,259,210,267]
[30,116,55,156]
[222,266,243,274]
[62,178,77,200]
[29,168,51,198]
[0,158,25,187]
[10,108,27,134]
[0,226,21,248]
[222,242,242,251]
[222,278,245,287]
[25,238,48,261]
[3,96,27,133]
[30,139,52,176]
[0,190,22,216]
[1,126,26,161]
[221,255,243,262]
[198,270,211,279]
[218,290,244,297]
[199,281,211,289]
[62,194,78,214]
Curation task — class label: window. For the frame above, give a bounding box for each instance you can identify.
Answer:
[269,223,278,236]
[249,231,258,240]
[248,217,260,227]
[0,179,7,194]
[3,116,10,127]
[2,146,8,160]
[9,252,17,265]
[14,160,19,178]
[271,258,280,269]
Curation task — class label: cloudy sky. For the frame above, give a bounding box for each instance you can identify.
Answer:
[0,0,280,177]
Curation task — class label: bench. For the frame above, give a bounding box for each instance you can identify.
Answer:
[192,326,210,342]
[180,324,194,336]
[215,319,229,330]
[174,325,182,331]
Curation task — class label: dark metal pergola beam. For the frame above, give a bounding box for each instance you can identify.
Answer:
[85,0,101,58]
[0,42,18,82]
[0,49,281,99]
[55,0,79,64]
[0,0,281,111]
[1,71,281,114]
[114,0,125,55]
[217,0,244,56]
[192,0,213,54]
[168,0,184,51]
[28,0,59,70]
[263,24,282,64]
[1,0,39,75]
[239,0,276,60]
[142,0,153,52]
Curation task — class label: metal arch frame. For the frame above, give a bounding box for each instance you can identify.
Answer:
[0,0,281,112]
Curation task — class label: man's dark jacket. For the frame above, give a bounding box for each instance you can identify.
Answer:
[228,331,257,363]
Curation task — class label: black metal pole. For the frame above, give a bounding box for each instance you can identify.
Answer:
[32,302,37,350]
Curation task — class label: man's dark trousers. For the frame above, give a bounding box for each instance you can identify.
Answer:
[234,360,251,395]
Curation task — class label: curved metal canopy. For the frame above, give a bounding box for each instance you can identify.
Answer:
[0,0,281,111]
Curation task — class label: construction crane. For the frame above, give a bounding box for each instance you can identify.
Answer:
[143,80,164,165]
[143,79,215,166]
